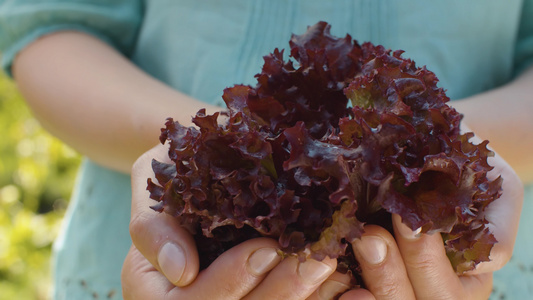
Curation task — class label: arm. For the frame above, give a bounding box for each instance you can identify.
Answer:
[13,30,350,299]
[12,31,220,174]
[452,66,533,183]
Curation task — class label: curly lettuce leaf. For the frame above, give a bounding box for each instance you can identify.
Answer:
[147,22,502,277]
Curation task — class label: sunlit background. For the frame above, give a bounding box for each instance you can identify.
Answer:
[0,72,81,299]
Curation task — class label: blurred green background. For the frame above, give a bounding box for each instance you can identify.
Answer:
[0,72,81,299]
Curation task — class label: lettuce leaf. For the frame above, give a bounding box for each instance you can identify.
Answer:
[148,22,501,279]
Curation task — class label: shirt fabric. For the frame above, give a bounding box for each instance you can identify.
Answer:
[1,0,532,299]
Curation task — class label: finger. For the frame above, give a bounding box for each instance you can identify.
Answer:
[457,131,523,274]
[469,152,523,274]
[307,272,352,300]
[243,256,337,300]
[392,214,464,299]
[122,245,176,300]
[170,237,282,299]
[351,225,416,300]
[130,144,199,286]
[460,272,493,300]
[123,238,283,300]
[338,289,376,300]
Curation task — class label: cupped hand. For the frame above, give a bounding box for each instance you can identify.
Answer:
[342,219,492,300]
[122,144,348,300]
[341,151,523,300]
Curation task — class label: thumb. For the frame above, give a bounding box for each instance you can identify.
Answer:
[130,144,199,286]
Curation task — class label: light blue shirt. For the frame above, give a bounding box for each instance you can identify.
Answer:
[1,0,532,299]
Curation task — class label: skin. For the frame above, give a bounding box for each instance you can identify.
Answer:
[451,66,533,183]
[12,31,528,299]
[12,31,219,174]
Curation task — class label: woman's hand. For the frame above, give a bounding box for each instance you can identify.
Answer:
[342,218,492,300]
[122,144,352,300]
[341,151,523,300]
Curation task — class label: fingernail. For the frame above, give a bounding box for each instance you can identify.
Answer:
[317,280,350,299]
[393,214,422,240]
[396,221,422,240]
[158,242,186,284]
[354,236,387,265]
[298,259,334,285]
[248,248,281,276]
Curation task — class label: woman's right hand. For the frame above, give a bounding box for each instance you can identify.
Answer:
[121,144,357,300]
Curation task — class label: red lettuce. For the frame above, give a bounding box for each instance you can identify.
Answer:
[147,22,502,279]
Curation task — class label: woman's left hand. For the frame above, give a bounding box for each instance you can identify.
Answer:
[341,217,492,300]
[339,151,523,300]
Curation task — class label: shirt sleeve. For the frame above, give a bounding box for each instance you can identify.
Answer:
[514,0,533,76]
[0,0,144,77]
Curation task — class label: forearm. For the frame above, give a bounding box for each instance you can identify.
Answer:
[452,66,533,183]
[12,31,219,174]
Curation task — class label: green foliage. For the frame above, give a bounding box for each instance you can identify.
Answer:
[0,73,81,299]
